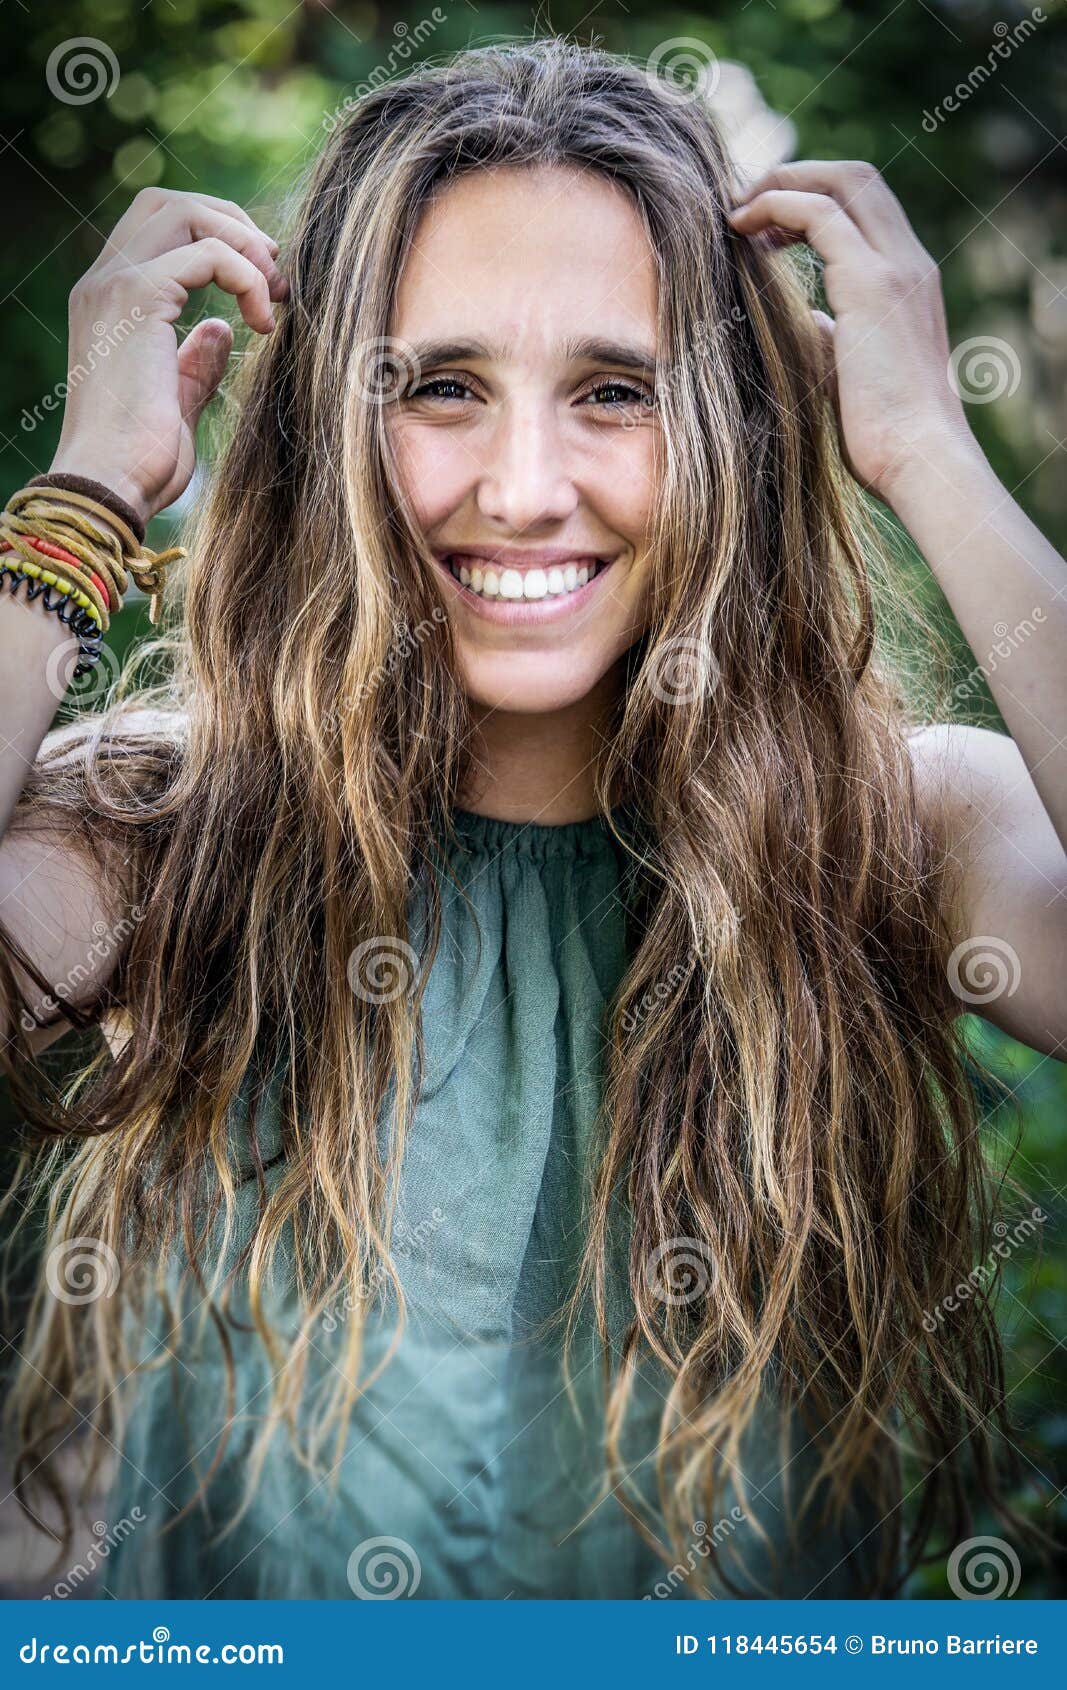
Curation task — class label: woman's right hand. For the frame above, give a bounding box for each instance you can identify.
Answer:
[47,186,288,528]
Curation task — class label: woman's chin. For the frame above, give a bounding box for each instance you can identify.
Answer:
[456,647,615,715]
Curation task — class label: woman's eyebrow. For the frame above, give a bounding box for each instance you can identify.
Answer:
[406,335,658,378]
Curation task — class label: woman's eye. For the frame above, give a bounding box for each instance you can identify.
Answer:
[408,376,477,402]
[581,380,655,411]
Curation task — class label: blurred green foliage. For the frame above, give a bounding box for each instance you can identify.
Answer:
[1,0,1065,1597]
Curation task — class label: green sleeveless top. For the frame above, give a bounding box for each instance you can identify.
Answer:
[102,806,890,1600]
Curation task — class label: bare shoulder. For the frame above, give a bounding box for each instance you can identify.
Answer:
[0,704,187,1059]
[905,722,1067,1056]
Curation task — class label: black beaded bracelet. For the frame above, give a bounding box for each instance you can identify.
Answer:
[0,565,104,678]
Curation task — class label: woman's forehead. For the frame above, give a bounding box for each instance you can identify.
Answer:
[392,164,659,345]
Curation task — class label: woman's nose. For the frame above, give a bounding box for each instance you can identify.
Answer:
[473,400,579,532]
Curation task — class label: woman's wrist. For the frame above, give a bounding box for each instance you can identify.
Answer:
[43,456,153,540]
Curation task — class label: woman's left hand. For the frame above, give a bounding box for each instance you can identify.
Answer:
[726,160,980,506]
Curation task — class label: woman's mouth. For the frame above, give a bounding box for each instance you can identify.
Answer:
[430,550,618,626]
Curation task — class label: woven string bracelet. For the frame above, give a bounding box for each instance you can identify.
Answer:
[2,483,187,625]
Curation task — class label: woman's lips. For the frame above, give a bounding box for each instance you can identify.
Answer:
[430,550,618,627]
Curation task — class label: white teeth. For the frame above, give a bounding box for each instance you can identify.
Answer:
[446,556,602,601]
[522,569,548,600]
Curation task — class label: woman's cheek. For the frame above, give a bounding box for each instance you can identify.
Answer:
[387,422,472,530]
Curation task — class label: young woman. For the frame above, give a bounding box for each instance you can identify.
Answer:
[1,38,1065,1602]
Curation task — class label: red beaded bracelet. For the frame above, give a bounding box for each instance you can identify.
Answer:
[0,534,112,612]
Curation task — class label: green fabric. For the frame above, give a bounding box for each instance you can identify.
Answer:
[102,806,891,1600]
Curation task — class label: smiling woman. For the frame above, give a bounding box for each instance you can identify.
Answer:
[1,35,1065,1604]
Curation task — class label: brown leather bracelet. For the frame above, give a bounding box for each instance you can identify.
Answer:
[26,471,146,547]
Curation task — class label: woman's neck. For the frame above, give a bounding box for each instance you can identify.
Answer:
[457,664,623,824]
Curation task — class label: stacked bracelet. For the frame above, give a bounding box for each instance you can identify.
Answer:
[0,479,187,634]
[0,558,104,678]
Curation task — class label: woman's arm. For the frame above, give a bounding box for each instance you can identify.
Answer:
[1,187,285,1059]
[728,159,1067,1056]
[894,443,1067,1059]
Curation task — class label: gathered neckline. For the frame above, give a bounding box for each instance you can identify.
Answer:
[442,803,631,862]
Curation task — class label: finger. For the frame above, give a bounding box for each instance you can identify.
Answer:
[110,204,287,299]
[809,308,837,399]
[90,187,280,273]
[177,317,234,428]
[727,189,872,271]
[138,236,279,335]
[730,161,920,261]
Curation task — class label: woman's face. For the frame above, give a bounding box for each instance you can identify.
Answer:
[385,164,661,714]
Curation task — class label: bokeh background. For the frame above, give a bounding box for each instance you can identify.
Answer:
[1,0,1065,1598]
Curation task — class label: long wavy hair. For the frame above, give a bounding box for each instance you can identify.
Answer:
[0,36,1033,1595]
